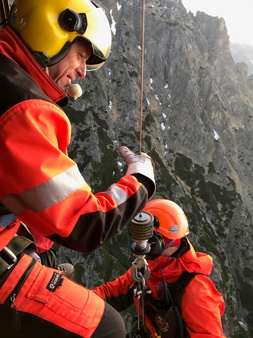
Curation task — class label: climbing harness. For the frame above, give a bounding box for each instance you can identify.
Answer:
[145,269,197,338]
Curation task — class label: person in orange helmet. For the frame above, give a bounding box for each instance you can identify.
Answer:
[93,199,227,338]
[0,0,156,336]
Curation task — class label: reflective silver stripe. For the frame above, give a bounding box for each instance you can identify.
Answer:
[105,185,128,205]
[1,165,85,214]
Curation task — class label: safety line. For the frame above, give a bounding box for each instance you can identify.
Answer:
[139,0,145,154]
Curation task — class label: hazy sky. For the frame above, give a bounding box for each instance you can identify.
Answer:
[182,0,253,46]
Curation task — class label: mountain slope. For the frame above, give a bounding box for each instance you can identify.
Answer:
[57,1,253,336]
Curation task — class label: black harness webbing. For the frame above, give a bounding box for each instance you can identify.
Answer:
[0,234,36,276]
[144,271,197,338]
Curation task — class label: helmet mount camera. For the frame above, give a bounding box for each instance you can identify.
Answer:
[59,9,87,34]
[128,211,154,255]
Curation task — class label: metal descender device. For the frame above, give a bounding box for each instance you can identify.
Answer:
[128,211,154,332]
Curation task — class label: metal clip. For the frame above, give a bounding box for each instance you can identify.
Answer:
[132,255,151,282]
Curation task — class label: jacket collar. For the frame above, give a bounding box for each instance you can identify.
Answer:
[0,27,68,107]
[148,237,213,278]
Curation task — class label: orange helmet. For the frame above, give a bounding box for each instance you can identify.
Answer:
[143,199,189,240]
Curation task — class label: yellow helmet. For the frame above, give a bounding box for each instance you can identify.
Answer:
[9,0,112,70]
[143,199,190,240]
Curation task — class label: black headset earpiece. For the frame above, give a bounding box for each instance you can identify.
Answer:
[153,215,160,228]
[146,229,165,260]
[59,9,87,34]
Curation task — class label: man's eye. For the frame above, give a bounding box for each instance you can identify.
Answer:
[79,53,87,60]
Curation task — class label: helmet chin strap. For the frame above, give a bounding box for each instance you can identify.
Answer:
[163,239,177,250]
[33,42,73,70]
[32,51,50,71]
[170,237,189,258]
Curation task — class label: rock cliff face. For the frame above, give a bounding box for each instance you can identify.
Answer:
[58,0,253,336]
[231,42,253,76]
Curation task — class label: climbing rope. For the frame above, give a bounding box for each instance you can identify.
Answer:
[139,0,145,154]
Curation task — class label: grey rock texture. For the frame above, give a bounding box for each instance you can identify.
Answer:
[231,42,253,76]
[57,1,253,336]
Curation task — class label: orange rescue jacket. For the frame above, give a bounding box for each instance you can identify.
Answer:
[0,27,148,251]
[93,238,227,338]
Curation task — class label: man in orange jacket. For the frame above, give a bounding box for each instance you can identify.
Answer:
[0,0,156,337]
[93,199,227,338]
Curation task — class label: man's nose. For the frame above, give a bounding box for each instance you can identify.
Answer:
[77,64,86,78]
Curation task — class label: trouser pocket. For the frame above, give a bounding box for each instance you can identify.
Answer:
[0,254,105,336]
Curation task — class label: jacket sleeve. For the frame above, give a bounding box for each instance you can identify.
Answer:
[93,268,134,312]
[182,274,227,338]
[0,100,148,252]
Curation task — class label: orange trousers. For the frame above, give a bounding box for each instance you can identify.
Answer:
[0,254,125,337]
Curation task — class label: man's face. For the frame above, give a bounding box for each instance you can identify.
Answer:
[162,246,179,257]
[47,40,92,91]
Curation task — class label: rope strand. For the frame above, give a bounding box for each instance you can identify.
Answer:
[139,0,145,154]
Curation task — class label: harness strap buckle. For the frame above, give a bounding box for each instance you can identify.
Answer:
[0,246,17,270]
